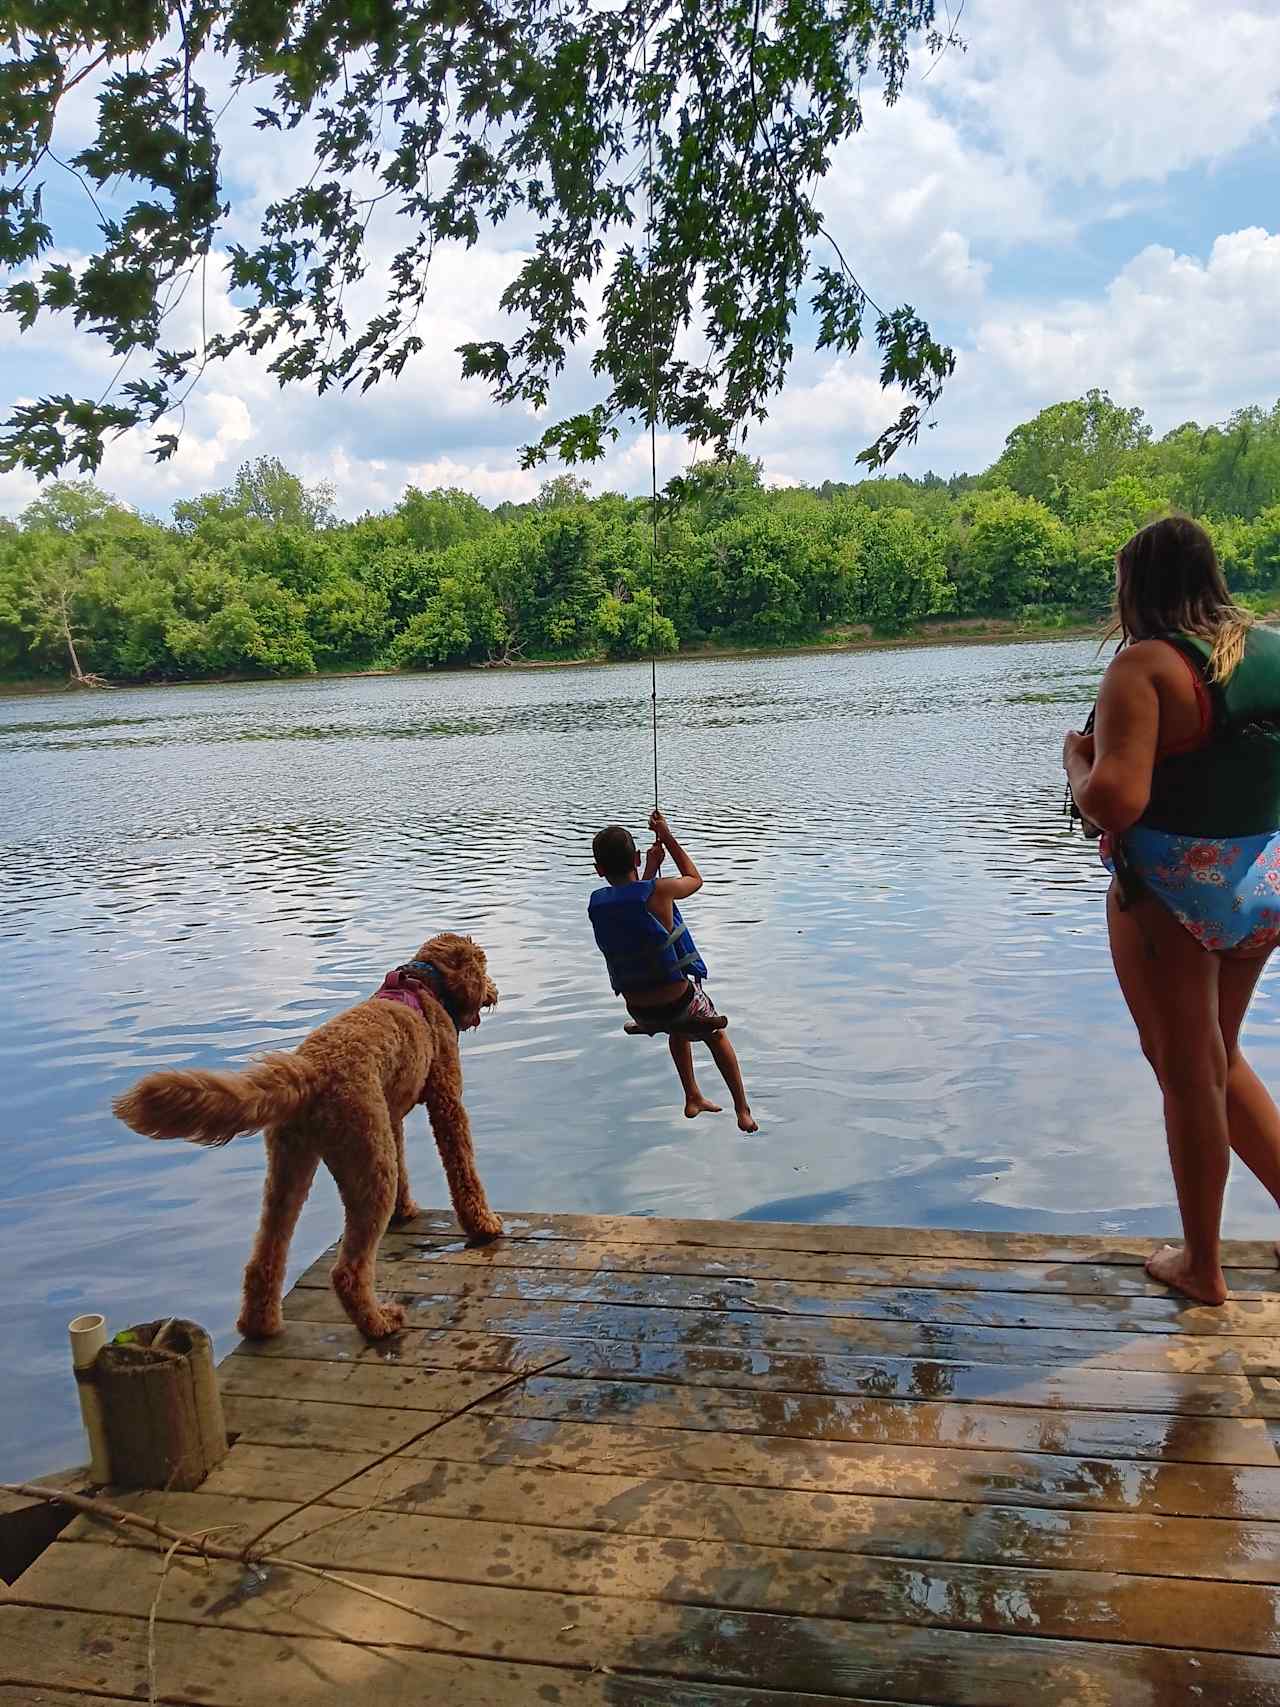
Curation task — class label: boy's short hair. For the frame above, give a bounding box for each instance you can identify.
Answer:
[593,824,638,881]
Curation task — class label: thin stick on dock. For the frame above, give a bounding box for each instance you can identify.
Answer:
[245,1350,571,1557]
[0,1480,469,1639]
[0,1345,573,1696]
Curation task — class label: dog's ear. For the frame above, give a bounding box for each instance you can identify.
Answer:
[419,933,494,1014]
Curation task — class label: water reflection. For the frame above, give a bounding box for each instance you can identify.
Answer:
[2,639,1278,1476]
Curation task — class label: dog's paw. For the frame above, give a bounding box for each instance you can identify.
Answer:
[237,1311,284,1341]
[391,1199,424,1226]
[466,1212,504,1244]
[364,1301,407,1339]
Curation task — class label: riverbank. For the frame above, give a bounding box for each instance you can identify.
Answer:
[684,611,1108,663]
[0,610,1111,696]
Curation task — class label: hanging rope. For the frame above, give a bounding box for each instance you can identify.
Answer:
[642,23,661,812]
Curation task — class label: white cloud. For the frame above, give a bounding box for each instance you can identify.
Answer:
[816,89,1062,309]
[670,225,1280,489]
[942,0,1280,188]
[2,4,1279,514]
[973,226,1280,422]
[747,360,906,485]
[392,454,541,508]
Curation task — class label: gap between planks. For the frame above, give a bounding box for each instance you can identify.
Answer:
[0,1605,871,1707]
[9,1546,1280,1702]
[268,1285,1280,1379]
[381,1209,1280,1269]
[216,1371,1280,1466]
[35,1519,1280,1659]
[296,1251,1280,1335]
[194,1415,1280,1522]
[226,1324,1280,1420]
[66,1457,1280,1585]
[366,1235,1280,1302]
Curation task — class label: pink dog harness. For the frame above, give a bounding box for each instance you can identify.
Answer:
[373,963,460,1104]
[374,961,463,1032]
[374,969,430,1018]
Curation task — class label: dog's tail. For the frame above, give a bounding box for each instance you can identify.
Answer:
[113,1053,318,1148]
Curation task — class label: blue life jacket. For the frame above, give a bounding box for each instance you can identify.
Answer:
[588,879,708,995]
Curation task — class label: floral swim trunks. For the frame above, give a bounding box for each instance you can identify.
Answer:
[624,979,726,1035]
[1103,826,1280,953]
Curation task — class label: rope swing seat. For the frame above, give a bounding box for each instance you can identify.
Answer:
[623,1003,729,1039]
[623,1013,729,1038]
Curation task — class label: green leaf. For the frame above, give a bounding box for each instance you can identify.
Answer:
[0,0,956,474]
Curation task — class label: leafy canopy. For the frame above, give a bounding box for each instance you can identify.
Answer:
[0,0,956,478]
[7,390,1280,685]
[987,389,1152,514]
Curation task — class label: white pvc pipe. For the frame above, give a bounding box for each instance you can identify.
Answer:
[68,1312,112,1485]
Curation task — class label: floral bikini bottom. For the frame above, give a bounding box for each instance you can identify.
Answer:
[1102,826,1280,953]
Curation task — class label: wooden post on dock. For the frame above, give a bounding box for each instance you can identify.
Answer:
[93,1319,228,1492]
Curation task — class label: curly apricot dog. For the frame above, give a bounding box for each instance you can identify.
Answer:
[113,933,503,1340]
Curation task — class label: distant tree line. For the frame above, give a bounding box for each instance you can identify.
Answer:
[3,390,1280,684]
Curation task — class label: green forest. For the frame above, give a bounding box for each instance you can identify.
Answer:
[4,389,1280,685]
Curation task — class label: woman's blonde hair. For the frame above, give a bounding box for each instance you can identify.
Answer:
[1112,513,1253,681]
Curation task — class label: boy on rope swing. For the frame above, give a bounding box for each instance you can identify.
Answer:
[589,810,757,1132]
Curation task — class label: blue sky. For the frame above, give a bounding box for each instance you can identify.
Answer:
[2,0,1278,518]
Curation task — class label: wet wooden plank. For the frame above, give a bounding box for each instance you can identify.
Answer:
[389,1209,1280,1268]
[309,1252,1280,1334]
[226,1326,1268,1416]
[51,1500,1280,1656]
[45,1515,1280,1659]
[280,1283,1275,1375]
[368,1234,1280,1299]
[200,1410,1280,1522]
[223,1393,438,1455]
[350,1457,1280,1583]
[0,1605,857,1707]
[12,1549,1280,1706]
[486,1374,1277,1465]
[0,1690,140,1705]
[220,1367,1277,1465]
[0,1468,91,1523]
[396,1411,1280,1521]
[61,1475,1280,1587]
[1,1466,90,1589]
[219,1351,544,1408]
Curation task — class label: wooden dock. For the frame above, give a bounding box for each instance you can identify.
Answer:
[4,1209,1280,1705]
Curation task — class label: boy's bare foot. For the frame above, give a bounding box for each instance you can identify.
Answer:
[1144,1244,1228,1306]
[736,1106,758,1134]
[685,1094,722,1119]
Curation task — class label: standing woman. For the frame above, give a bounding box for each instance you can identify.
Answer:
[1064,515,1280,1304]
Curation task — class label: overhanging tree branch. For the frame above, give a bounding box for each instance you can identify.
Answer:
[0,1,958,477]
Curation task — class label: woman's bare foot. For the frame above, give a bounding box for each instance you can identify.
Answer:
[736,1106,759,1134]
[1145,1244,1229,1306]
[685,1094,722,1119]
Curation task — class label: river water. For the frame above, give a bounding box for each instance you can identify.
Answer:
[3,638,1278,1475]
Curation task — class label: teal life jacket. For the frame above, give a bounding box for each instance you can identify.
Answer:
[588,879,708,995]
[1139,625,1280,837]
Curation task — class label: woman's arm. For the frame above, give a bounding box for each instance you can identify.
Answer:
[1063,647,1161,834]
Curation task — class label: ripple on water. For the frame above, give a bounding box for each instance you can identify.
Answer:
[2,641,1279,1476]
